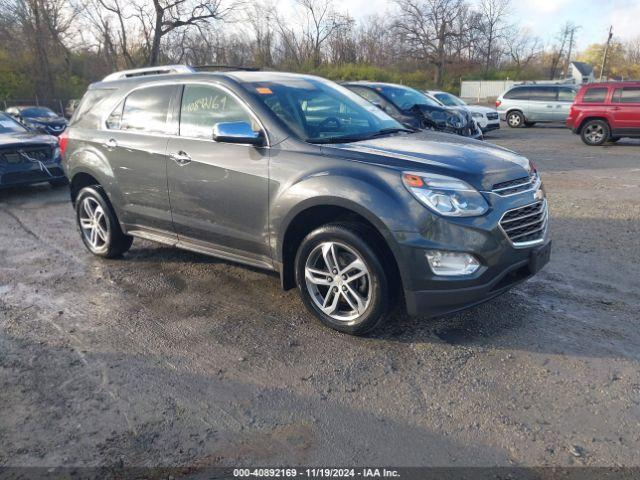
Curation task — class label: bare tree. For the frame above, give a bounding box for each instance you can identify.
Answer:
[147,0,237,65]
[476,0,510,75]
[394,0,466,87]
[0,0,79,98]
[507,26,541,77]
[275,0,352,67]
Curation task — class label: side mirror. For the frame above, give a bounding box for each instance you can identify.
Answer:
[212,121,264,146]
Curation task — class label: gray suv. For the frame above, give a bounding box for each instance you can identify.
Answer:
[497,84,578,128]
[61,67,551,335]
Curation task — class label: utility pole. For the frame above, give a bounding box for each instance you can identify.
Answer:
[564,25,580,79]
[600,26,613,81]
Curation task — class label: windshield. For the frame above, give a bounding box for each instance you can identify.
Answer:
[242,77,404,143]
[0,113,27,133]
[21,107,58,119]
[376,85,441,110]
[434,92,466,107]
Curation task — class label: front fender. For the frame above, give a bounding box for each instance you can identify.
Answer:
[271,169,414,263]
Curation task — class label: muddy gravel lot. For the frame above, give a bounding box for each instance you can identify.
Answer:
[1,125,639,468]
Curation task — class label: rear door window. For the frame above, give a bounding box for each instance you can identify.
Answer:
[615,87,640,103]
[582,88,608,103]
[558,88,577,102]
[115,85,176,133]
[529,87,557,102]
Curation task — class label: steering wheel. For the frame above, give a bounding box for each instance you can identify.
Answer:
[319,117,341,131]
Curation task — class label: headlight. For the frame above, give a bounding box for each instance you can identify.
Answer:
[402,172,489,217]
[471,112,484,119]
[446,114,464,129]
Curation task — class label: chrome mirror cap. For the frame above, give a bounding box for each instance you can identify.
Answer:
[212,121,263,145]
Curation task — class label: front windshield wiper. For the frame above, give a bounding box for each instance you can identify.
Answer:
[309,127,415,144]
[366,127,416,138]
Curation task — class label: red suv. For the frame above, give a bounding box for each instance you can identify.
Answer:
[566,82,640,146]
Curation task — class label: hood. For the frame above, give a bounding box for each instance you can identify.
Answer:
[464,105,498,115]
[0,131,58,148]
[25,117,67,125]
[321,131,531,191]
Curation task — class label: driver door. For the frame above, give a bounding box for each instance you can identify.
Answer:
[167,83,271,263]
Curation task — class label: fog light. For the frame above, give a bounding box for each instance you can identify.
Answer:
[425,250,480,276]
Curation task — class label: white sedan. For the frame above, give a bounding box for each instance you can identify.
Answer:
[426,90,501,134]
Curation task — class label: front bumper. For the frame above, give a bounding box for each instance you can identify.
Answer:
[404,240,550,316]
[0,161,66,188]
[392,187,550,317]
[481,122,500,133]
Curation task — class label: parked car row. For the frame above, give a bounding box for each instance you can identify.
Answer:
[496,82,640,146]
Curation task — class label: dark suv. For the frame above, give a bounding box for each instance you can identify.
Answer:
[61,67,551,335]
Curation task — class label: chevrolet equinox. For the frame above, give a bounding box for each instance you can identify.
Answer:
[61,66,551,335]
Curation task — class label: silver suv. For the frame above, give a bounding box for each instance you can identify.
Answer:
[496,85,578,128]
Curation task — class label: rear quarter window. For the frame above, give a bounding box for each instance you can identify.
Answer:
[504,87,530,100]
[71,89,115,128]
[581,88,608,103]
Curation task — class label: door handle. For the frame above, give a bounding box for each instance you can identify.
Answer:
[103,138,118,150]
[170,151,192,166]
[611,106,621,111]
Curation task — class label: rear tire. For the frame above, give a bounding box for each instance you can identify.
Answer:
[295,223,390,335]
[75,186,133,258]
[506,111,524,128]
[581,120,610,146]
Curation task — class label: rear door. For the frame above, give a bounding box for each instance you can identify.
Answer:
[528,86,558,122]
[101,84,180,234]
[611,86,640,134]
[556,87,577,121]
[166,83,271,263]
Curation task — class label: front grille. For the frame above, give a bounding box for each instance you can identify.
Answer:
[0,145,52,164]
[486,112,499,120]
[493,172,538,196]
[500,200,548,246]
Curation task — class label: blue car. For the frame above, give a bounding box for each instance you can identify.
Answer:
[0,112,66,188]
[5,106,68,136]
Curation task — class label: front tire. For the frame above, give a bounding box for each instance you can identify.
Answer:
[506,111,524,128]
[581,120,610,146]
[295,223,390,335]
[75,186,133,258]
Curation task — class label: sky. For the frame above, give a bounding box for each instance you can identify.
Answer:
[337,0,640,51]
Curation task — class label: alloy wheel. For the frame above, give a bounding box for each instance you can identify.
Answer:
[304,241,371,322]
[584,124,605,144]
[79,196,109,252]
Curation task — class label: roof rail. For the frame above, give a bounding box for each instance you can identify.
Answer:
[191,64,260,72]
[102,65,195,82]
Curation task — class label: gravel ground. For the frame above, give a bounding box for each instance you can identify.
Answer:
[1,125,639,468]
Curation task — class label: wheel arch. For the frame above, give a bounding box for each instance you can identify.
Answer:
[576,116,611,134]
[277,199,404,296]
[70,171,101,205]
